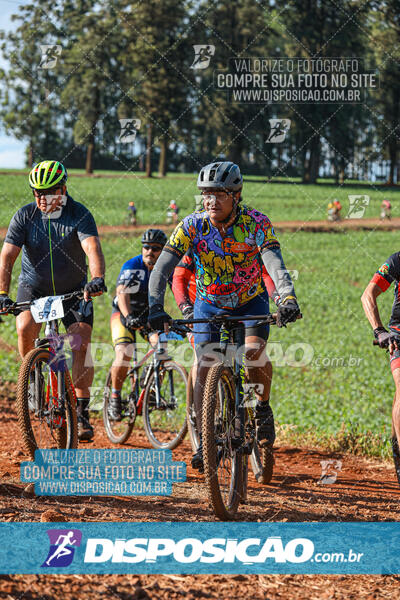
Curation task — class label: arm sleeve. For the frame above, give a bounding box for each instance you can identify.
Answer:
[172,266,193,310]
[4,210,26,248]
[262,268,281,306]
[149,250,182,308]
[371,254,400,292]
[260,246,296,300]
[76,208,99,241]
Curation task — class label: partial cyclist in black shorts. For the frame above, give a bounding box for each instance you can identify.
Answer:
[362,252,400,480]
[0,160,106,441]
[109,229,168,420]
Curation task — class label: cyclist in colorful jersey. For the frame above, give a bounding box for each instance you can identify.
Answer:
[109,229,168,420]
[148,161,300,471]
[0,160,106,441]
[361,254,400,481]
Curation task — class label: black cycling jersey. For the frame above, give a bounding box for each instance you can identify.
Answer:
[372,252,400,331]
[5,195,98,295]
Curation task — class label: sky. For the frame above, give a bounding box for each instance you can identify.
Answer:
[0,0,26,168]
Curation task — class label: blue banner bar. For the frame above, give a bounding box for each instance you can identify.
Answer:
[0,522,399,574]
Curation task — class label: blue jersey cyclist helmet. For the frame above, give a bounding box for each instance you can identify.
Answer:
[141,229,167,246]
[197,161,243,192]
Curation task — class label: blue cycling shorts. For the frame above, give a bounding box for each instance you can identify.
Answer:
[193,292,270,348]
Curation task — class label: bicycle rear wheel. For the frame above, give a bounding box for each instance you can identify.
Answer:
[202,364,242,520]
[102,369,136,444]
[244,384,274,485]
[186,365,200,453]
[16,348,77,459]
[142,361,188,449]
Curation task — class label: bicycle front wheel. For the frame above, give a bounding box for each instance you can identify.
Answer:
[102,369,136,444]
[16,348,77,459]
[142,361,188,449]
[202,364,243,520]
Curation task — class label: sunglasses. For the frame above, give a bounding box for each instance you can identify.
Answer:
[142,244,162,251]
[201,191,231,199]
[33,186,63,197]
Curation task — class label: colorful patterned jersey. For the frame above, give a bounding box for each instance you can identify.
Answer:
[165,205,280,309]
[371,253,400,331]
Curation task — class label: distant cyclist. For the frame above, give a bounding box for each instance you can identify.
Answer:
[108,229,168,420]
[0,160,106,441]
[167,201,179,225]
[361,255,400,482]
[128,201,137,226]
[149,161,300,472]
[380,199,392,221]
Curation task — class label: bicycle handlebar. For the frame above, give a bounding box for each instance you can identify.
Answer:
[169,312,302,335]
[1,290,85,316]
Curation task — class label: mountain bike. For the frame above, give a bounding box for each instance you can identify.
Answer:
[103,327,188,449]
[373,338,400,485]
[4,291,85,459]
[173,313,286,520]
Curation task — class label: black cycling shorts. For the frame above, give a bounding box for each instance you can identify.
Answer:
[16,283,93,330]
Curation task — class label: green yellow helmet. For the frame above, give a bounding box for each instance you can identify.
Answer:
[29,160,67,190]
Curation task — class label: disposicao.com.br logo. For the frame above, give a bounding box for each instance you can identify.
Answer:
[82,536,361,565]
[42,529,82,567]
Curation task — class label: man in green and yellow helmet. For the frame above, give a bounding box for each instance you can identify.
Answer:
[0,160,106,441]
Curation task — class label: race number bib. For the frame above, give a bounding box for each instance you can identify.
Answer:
[30,296,64,323]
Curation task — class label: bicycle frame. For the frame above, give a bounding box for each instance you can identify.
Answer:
[5,291,83,427]
[124,330,173,415]
[34,318,75,427]
[124,330,156,414]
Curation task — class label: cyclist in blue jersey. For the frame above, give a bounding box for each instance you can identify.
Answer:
[0,160,106,441]
[108,229,168,420]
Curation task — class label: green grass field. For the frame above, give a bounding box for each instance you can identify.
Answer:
[0,208,398,457]
[0,171,398,227]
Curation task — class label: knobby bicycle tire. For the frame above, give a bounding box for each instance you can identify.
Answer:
[16,347,77,459]
[250,442,274,485]
[142,361,188,450]
[186,365,200,453]
[102,369,136,444]
[202,364,243,520]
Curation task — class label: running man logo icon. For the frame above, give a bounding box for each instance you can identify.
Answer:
[318,460,342,485]
[266,119,291,143]
[118,119,141,143]
[39,45,62,69]
[241,383,264,408]
[41,529,82,567]
[191,45,215,70]
[346,195,370,219]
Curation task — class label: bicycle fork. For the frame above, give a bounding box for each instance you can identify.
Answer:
[232,323,250,503]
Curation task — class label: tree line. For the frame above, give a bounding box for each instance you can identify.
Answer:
[0,0,399,184]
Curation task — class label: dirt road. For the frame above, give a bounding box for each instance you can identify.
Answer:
[0,385,399,597]
[1,217,398,242]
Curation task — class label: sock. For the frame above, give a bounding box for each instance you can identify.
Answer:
[77,397,90,416]
[111,388,121,398]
